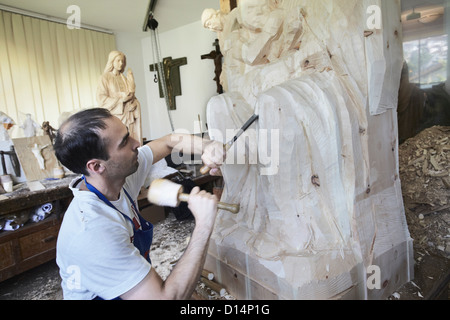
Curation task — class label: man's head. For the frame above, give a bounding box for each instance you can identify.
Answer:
[55,108,141,179]
[54,108,112,176]
[55,108,141,180]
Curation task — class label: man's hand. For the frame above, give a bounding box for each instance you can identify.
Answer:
[201,141,225,174]
[121,186,219,300]
[209,168,223,176]
[187,187,218,230]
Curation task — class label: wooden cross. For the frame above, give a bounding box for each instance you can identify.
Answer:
[150,56,188,110]
[201,39,224,94]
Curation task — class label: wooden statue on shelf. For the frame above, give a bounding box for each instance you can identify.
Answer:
[42,121,57,144]
[97,51,143,144]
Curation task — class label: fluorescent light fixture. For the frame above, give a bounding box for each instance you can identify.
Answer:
[406,8,421,21]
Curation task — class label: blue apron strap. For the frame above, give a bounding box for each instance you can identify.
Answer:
[81,175,153,256]
[82,176,138,229]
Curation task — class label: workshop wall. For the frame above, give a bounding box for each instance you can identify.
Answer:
[141,21,219,140]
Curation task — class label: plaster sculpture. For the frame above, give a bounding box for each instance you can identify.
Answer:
[97,51,143,144]
[203,0,413,300]
[0,111,15,141]
[12,135,58,181]
[20,114,41,138]
[31,143,49,170]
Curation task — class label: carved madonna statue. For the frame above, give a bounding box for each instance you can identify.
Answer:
[97,51,143,144]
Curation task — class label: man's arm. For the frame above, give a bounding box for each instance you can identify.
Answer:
[147,134,224,171]
[120,187,218,300]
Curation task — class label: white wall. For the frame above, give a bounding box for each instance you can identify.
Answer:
[142,20,219,140]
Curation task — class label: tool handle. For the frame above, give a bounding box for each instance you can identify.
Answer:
[200,143,230,175]
[199,165,212,175]
[178,193,240,214]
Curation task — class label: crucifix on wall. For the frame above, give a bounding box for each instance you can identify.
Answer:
[150,56,187,110]
[201,39,224,94]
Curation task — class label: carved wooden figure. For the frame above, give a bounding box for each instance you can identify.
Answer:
[201,39,224,94]
[97,51,143,144]
[203,0,412,300]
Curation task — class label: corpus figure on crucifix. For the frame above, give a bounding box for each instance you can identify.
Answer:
[201,39,224,94]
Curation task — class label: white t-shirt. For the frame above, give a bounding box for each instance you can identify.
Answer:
[56,146,154,300]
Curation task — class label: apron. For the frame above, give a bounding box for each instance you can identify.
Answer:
[81,176,154,300]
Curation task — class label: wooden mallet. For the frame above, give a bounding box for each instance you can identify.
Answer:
[147,179,240,214]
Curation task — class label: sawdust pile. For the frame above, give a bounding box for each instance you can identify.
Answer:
[399,126,450,259]
[150,212,235,300]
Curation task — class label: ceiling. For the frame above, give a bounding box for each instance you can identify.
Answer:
[0,0,219,34]
[0,0,445,35]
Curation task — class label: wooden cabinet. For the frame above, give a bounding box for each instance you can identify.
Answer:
[0,214,63,282]
[0,177,73,282]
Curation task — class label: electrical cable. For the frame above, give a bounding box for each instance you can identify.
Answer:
[148,14,175,132]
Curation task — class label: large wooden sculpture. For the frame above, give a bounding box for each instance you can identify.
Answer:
[203,0,413,300]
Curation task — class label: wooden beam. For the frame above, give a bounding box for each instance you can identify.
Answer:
[220,0,238,13]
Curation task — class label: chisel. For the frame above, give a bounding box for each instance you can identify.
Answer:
[200,113,259,175]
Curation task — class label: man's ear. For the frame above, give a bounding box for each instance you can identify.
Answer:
[86,159,106,175]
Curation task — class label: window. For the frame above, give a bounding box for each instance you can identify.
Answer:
[398,1,449,143]
[403,34,448,89]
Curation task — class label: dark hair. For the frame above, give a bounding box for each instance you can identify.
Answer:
[54,108,113,176]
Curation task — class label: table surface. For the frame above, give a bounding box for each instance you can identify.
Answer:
[1,170,220,216]
[0,175,77,216]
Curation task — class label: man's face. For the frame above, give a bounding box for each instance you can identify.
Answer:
[100,116,140,179]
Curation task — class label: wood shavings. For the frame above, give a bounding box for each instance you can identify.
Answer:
[399,126,450,259]
[399,126,450,207]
